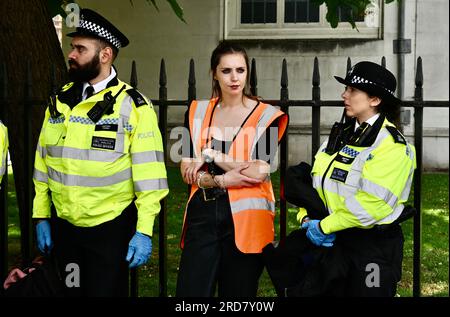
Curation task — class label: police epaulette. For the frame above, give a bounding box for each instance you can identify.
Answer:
[385,126,407,145]
[126,88,148,107]
[60,82,74,92]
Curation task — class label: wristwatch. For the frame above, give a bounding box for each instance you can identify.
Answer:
[202,148,215,163]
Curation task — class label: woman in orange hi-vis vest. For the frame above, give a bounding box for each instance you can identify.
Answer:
[176,41,288,297]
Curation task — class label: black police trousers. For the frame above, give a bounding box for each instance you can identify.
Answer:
[176,190,264,297]
[52,205,136,297]
[337,224,404,297]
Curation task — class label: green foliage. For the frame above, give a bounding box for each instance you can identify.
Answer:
[46,0,76,18]
[47,0,185,23]
[313,0,396,29]
[130,0,186,23]
[313,0,370,28]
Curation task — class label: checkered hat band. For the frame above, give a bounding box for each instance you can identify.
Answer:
[350,75,394,95]
[79,19,121,49]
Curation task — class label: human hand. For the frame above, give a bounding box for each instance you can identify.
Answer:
[182,157,205,185]
[126,232,152,268]
[36,220,53,254]
[301,219,336,247]
[222,165,262,188]
[321,232,336,248]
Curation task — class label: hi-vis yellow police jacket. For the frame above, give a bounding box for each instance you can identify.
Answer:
[0,120,8,184]
[32,78,169,236]
[299,118,416,234]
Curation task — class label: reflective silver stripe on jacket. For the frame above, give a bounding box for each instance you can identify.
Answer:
[317,140,328,154]
[360,178,399,208]
[134,178,169,191]
[132,151,165,164]
[45,146,164,165]
[401,152,415,201]
[116,95,133,153]
[46,146,124,162]
[377,204,405,224]
[191,100,210,158]
[37,144,47,158]
[312,174,323,192]
[47,166,131,187]
[344,195,405,226]
[33,169,48,183]
[323,128,394,224]
[319,127,415,225]
[230,197,275,214]
[1,157,7,176]
[344,129,391,188]
[250,105,279,158]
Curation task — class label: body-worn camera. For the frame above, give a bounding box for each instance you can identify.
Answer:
[87,85,126,123]
[325,109,346,155]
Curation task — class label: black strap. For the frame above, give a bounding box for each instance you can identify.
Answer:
[205,100,260,146]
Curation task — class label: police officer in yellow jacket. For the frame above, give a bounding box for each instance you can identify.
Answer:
[0,120,7,185]
[298,61,416,296]
[32,9,168,296]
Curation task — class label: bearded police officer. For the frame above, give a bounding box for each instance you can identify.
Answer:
[33,8,169,296]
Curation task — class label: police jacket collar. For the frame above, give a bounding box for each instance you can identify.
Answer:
[344,114,385,147]
[58,67,119,108]
[82,66,117,100]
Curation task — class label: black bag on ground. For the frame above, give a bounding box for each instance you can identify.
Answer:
[3,255,64,297]
[262,230,349,297]
[262,229,312,297]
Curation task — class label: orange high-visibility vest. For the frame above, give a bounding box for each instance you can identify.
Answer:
[182,98,288,253]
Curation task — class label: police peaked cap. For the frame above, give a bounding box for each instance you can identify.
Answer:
[67,8,129,49]
[334,61,401,104]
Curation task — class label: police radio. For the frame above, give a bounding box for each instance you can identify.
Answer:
[325,109,346,155]
[87,85,126,123]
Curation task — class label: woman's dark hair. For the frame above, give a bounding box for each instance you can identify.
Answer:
[378,99,402,131]
[210,41,256,101]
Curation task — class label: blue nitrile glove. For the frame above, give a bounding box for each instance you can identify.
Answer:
[301,219,336,247]
[36,220,53,254]
[126,231,152,268]
[320,231,336,247]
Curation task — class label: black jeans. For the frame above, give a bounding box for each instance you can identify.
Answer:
[52,205,136,297]
[176,190,264,297]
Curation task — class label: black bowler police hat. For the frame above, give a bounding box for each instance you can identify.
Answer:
[334,61,401,104]
[67,8,129,49]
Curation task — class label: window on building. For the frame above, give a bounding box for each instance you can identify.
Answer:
[283,0,320,23]
[223,0,380,40]
[241,0,277,23]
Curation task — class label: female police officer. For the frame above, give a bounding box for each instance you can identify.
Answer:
[299,61,416,296]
